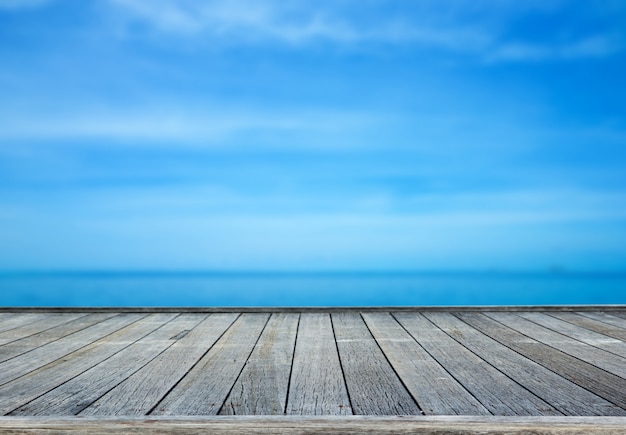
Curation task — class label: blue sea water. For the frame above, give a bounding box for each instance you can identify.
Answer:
[0,272,625,306]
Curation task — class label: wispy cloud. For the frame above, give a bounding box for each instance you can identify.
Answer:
[488,35,622,62]
[0,106,382,147]
[106,0,625,61]
[2,0,625,271]
[107,0,492,47]
[63,186,626,223]
[108,0,361,43]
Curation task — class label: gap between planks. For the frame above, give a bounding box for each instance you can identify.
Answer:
[3,310,626,419]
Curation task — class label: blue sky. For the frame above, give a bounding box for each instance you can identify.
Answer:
[0,0,625,271]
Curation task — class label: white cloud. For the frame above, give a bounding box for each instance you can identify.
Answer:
[488,35,622,62]
[105,0,624,61]
[108,0,490,46]
[107,0,394,45]
[115,189,626,223]
[0,106,382,147]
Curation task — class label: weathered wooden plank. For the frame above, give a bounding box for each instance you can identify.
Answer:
[0,313,18,323]
[331,313,420,415]
[487,312,626,378]
[520,312,626,359]
[286,313,351,415]
[0,314,156,415]
[0,313,116,364]
[81,313,238,416]
[580,312,626,330]
[151,313,269,416]
[362,313,487,416]
[1,308,625,422]
[611,311,626,321]
[0,314,84,347]
[392,312,559,416]
[12,313,192,416]
[424,312,625,416]
[0,314,23,330]
[1,416,626,434]
[0,314,48,334]
[221,313,299,416]
[0,314,153,387]
[550,312,626,341]
[458,312,626,410]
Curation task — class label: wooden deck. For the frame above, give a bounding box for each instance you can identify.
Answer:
[1,306,626,433]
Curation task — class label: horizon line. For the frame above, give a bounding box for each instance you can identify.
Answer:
[2,268,626,276]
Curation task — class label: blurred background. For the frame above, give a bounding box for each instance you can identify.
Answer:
[1,0,625,305]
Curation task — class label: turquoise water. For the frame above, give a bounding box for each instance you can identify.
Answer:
[0,272,625,306]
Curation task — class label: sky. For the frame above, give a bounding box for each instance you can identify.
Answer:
[0,0,625,272]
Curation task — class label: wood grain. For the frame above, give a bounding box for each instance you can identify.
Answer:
[81,313,238,416]
[11,314,189,416]
[151,313,269,416]
[580,312,626,330]
[1,416,625,434]
[1,309,625,420]
[425,312,626,416]
[518,312,626,359]
[0,314,150,387]
[0,314,47,334]
[393,312,559,416]
[458,312,626,410]
[486,312,626,378]
[0,313,18,325]
[221,313,299,415]
[0,314,84,347]
[286,313,351,415]
[549,311,626,341]
[0,314,154,415]
[363,312,488,415]
[0,313,117,364]
[332,313,420,415]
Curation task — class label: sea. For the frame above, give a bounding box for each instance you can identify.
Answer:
[0,271,625,306]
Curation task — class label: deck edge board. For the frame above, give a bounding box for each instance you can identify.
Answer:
[1,305,626,313]
[1,416,625,434]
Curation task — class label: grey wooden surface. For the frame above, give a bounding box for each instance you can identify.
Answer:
[425,312,626,416]
[0,314,47,334]
[485,312,626,377]
[393,312,559,416]
[1,308,626,421]
[151,314,270,415]
[518,312,626,358]
[12,314,186,416]
[0,313,84,347]
[81,313,238,416]
[0,313,116,364]
[285,313,351,415]
[550,311,626,341]
[0,314,148,387]
[0,314,150,415]
[363,312,490,416]
[581,311,626,329]
[332,313,420,415]
[221,313,299,416]
[458,312,626,409]
[1,416,626,434]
